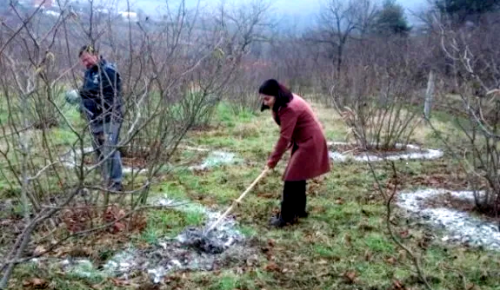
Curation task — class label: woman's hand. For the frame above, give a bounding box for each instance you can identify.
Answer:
[266,160,276,170]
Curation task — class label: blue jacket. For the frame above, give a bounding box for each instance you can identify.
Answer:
[79,59,122,125]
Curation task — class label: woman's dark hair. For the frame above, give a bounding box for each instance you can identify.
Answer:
[258,79,293,113]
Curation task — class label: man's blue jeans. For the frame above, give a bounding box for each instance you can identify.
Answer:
[91,122,123,186]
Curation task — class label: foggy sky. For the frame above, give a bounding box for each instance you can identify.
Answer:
[116,0,430,25]
[123,0,428,14]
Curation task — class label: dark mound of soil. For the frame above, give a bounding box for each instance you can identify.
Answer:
[177,227,227,254]
[82,146,203,168]
[408,175,469,191]
[82,147,167,168]
[425,192,500,221]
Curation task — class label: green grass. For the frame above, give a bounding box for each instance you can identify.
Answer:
[5,97,500,289]
[136,208,206,244]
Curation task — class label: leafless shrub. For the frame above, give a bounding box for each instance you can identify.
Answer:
[331,36,424,150]
[431,15,500,215]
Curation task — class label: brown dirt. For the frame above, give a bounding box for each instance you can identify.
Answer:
[82,147,200,168]
[83,155,148,168]
[395,160,480,191]
[16,203,149,263]
[0,213,24,259]
[424,192,500,220]
[190,124,217,132]
[33,117,59,130]
[0,201,141,263]
[122,156,148,168]
[407,175,469,191]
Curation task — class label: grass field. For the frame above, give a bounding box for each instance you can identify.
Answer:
[3,98,500,290]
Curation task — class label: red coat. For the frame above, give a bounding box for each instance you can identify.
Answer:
[268,95,331,181]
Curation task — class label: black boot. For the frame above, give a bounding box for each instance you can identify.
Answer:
[295,180,308,218]
[269,181,298,228]
[269,215,287,228]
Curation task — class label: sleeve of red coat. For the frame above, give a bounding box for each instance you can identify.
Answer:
[268,107,298,167]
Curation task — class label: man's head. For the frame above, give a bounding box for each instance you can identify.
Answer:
[79,45,99,69]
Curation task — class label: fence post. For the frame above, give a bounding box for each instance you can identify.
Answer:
[424,70,435,120]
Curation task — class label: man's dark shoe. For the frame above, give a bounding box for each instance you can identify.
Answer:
[109,182,123,193]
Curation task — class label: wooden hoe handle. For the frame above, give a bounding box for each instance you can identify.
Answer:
[204,168,269,234]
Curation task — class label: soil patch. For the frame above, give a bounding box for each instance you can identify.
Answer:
[33,117,59,130]
[328,142,443,163]
[79,147,237,171]
[23,196,255,284]
[82,147,176,168]
[0,199,24,260]
[405,174,469,191]
[190,124,218,132]
[424,191,500,221]
[101,236,259,283]
[83,152,139,167]
[396,160,487,191]
[37,237,261,285]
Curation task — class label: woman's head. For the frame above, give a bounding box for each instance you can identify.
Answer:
[258,79,293,112]
[78,45,99,69]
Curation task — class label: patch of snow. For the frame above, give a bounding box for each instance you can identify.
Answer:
[328,141,443,163]
[62,259,106,280]
[177,145,211,152]
[397,188,500,251]
[328,151,348,162]
[59,146,149,175]
[189,151,240,170]
[102,248,138,279]
[60,147,240,174]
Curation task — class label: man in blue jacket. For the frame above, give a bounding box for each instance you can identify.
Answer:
[68,45,124,192]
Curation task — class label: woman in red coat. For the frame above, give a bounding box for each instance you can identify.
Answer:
[259,79,331,228]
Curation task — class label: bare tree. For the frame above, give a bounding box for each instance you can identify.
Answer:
[212,0,273,113]
[308,0,378,75]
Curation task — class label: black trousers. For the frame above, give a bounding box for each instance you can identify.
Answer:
[279,180,307,222]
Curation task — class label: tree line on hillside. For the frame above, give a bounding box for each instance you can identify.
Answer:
[1,0,500,286]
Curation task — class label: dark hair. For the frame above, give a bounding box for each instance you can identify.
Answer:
[78,45,98,57]
[258,79,293,113]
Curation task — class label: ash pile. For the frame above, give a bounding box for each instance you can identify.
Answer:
[103,204,248,283]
